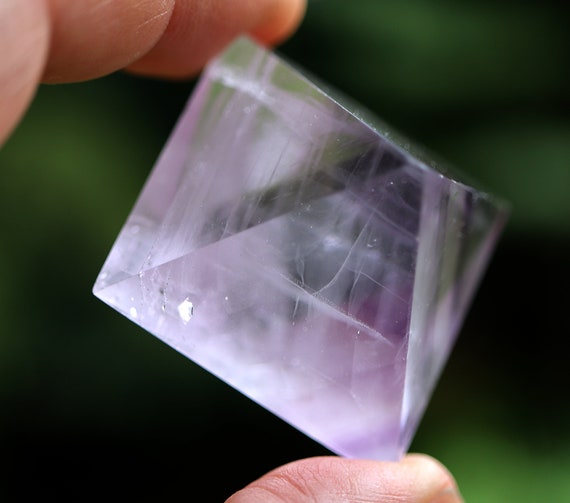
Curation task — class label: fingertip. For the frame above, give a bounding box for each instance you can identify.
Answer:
[250,0,307,47]
[225,454,463,503]
[126,0,307,79]
[402,454,464,503]
[0,0,50,146]
[38,0,306,84]
[42,0,175,83]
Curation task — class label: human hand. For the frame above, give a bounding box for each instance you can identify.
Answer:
[1,3,464,502]
[0,0,306,145]
[226,454,464,503]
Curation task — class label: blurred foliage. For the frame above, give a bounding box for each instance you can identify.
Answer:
[0,0,569,500]
[284,0,570,236]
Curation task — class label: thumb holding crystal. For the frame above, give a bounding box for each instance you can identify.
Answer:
[225,454,464,503]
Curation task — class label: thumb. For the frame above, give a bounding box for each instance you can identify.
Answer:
[225,454,463,503]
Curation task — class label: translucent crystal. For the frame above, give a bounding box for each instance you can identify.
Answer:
[93,37,509,461]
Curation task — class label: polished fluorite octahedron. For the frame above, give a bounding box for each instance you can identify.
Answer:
[93,37,509,461]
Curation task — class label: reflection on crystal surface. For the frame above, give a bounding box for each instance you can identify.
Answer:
[93,37,509,461]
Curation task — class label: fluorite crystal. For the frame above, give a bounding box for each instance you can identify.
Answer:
[93,37,509,461]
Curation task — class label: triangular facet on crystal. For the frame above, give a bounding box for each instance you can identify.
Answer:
[93,37,509,461]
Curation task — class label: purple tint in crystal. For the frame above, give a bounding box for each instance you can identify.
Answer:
[93,37,509,461]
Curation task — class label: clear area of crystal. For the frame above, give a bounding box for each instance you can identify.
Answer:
[93,37,508,461]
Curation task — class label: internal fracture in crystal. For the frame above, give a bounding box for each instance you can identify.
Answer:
[93,37,509,461]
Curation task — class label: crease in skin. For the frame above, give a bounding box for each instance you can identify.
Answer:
[137,7,173,32]
[128,0,175,35]
[225,455,463,503]
[1,0,305,144]
[39,0,305,82]
[130,2,175,63]
[42,0,176,83]
[126,0,307,78]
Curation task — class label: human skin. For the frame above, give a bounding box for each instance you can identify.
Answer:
[0,2,463,502]
[0,0,306,145]
[225,455,463,503]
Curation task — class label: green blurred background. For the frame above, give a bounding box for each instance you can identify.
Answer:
[1,1,569,500]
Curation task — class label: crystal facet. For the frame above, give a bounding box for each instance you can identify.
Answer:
[93,37,509,461]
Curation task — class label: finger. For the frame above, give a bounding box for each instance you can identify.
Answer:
[43,0,176,83]
[125,0,307,79]
[42,0,307,83]
[0,0,50,145]
[225,454,464,503]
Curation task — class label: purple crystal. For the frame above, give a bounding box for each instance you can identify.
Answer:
[93,37,509,461]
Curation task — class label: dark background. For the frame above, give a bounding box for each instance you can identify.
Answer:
[1,1,569,501]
